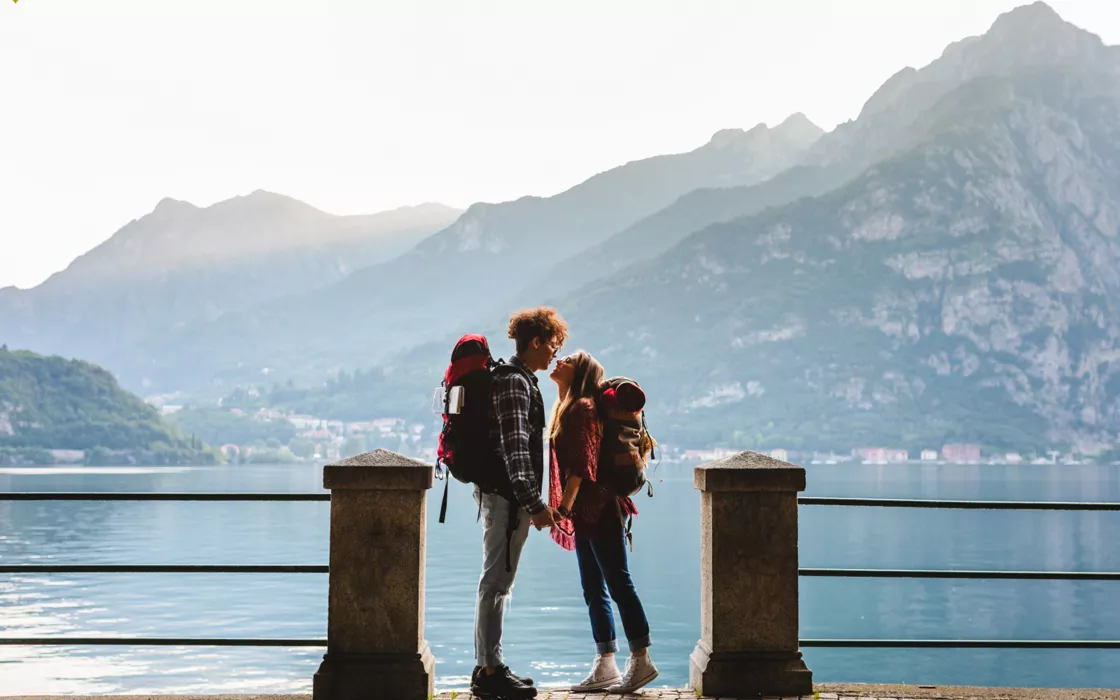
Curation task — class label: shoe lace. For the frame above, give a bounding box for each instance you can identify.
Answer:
[580,658,608,684]
[619,659,640,684]
[581,663,602,684]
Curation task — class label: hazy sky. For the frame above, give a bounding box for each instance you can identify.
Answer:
[2,0,1117,290]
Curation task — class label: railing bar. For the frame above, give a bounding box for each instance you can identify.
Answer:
[0,565,327,574]
[10,566,1112,578]
[0,637,326,646]
[5,494,1117,508]
[798,497,1120,510]
[799,568,1120,580]
[0,492,329,501]
[3,637,1117,649]
[799,639,1120,648]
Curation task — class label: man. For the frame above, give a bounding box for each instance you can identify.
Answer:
[470,307,568,700]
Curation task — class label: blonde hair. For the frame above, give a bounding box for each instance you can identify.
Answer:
[548,350,605,442]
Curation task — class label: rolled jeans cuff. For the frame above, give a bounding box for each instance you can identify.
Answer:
[596,639,619,655]
[628,635,651,652]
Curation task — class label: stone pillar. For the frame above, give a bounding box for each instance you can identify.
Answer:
[689,451,813,697]
[313,449,435,700]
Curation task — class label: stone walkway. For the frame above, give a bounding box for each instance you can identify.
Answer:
[428,687,1120,700]
[8,690,1120,700]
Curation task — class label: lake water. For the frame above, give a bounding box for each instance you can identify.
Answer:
[1,461,1118,694]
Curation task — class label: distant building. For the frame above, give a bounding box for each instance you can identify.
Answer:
[288,414,319,430]
[220,444,240,460]
[48,449,85,464]
[770,448,789,463]
[942,443,982,463]
[373,418,406,433]
[682,448,736,463]
[1004,452,1023,464]
[855,447,887,464]
[884,449,909,463]
[920,450,939,461]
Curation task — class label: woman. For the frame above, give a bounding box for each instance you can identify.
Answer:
[547,350,658,693]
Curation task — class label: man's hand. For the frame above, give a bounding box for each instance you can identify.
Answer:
[530,507,557,531]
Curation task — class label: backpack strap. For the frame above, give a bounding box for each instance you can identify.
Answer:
[505,500,520,573]
[614,497,635,552]
[492,358,533,384]
[438,477,449,524]
[641,412,656,461]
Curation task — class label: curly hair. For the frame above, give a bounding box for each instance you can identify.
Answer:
[507,306,569,353]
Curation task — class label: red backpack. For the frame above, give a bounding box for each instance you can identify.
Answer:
[434,334,523,522]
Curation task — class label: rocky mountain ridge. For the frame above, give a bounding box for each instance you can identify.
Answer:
[560,63,1120,452]
[0,193,461,374]
[119,113,824,390]
[533,2,1120,305]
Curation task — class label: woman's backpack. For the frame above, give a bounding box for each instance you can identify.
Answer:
[596,377,657,498]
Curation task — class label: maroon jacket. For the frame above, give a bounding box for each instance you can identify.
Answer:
[549,397,637,550]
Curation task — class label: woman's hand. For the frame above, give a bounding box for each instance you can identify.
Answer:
[531,507,560,531]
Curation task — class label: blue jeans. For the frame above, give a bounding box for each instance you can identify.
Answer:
[574,520,651,655]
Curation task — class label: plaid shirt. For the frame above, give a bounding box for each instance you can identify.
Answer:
[490,356,547,515]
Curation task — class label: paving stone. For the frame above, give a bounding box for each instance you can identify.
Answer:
[389,690,1120,700]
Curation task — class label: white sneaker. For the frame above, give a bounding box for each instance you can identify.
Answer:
[607,653,658,693]
[570,654,622,691]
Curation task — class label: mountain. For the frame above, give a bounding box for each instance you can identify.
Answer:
[122,117,824,391]
[535,1,1115,304]
[536,159,843,302]
[805,1,1116,169]
[0,192,460,375]
[252,2,1120,457]
[557,61,1120,453]
[0,346,216,464]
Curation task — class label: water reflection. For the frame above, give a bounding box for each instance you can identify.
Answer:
[0,462,1118,692]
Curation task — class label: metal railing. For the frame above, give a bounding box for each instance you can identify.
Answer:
[798,496,1120,510]
[0,491,1118,649]
[0,491,329,647]
[796,495,1120,650]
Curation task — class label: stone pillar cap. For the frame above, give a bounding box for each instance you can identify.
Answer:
[323,449,434,491]
[694,450,806,492]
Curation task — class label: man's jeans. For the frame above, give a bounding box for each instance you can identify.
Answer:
[474,488,531,668]
[574,519,651,654]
